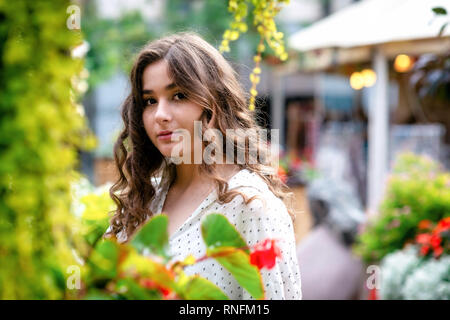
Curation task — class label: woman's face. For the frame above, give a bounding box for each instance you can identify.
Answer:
[141,59,204,160]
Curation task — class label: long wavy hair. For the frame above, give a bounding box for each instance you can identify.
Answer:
[107,32,295,241]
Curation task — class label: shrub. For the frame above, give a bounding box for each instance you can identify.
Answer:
[353,153,450,263]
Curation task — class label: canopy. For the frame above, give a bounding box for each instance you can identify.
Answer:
[289,0,450,52]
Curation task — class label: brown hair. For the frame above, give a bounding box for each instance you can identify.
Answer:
[107,32,294,240]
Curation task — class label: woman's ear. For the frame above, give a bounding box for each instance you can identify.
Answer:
[203,109,215,129]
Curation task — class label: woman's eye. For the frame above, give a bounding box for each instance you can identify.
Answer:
[144,98,157,106]
[173,92,186,100]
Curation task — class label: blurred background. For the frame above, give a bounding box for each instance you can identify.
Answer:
[1,0,449,300]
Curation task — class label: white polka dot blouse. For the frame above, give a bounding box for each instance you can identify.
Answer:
[115,168,302,300]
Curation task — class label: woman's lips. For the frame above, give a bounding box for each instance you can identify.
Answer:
[157,132,173,141]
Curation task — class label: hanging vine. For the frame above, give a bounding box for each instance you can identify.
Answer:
[219,0,291,110]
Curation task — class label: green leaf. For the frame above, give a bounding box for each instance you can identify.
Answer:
[116,278,161,300]
[88,239,119,281]
[208,247,264,300]
[130,215,169,259]
[432,7,447,15]
[201,214,248,253]
[84,289,116,300]
[439,22,448,37]
[120,250,176,291]
[84,222,110,247]
[182,276,229,300]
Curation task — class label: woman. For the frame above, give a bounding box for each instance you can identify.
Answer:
[106,32,302,300]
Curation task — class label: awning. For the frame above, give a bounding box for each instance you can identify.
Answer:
[289,0,450,51]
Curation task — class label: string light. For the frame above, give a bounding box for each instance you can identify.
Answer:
[350,72,364,90]
[350,68,376,90]
[361,69,377,87]
[394,54,414,73]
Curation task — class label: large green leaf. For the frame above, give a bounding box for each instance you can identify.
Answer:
[208,247,264,300]
[130,215,169,259]
[201,214,248,253]
[88,239,119,281]
[181,276,229,300]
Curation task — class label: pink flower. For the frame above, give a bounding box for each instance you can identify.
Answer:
[416,233,431,245]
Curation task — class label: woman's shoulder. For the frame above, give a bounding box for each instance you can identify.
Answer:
[221,169,296,248]
[229,169,270,194]
[227,168,288,216]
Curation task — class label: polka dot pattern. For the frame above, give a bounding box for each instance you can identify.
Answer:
[115,169,302,300]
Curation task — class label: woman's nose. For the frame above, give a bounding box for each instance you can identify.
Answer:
[154,99,172,123]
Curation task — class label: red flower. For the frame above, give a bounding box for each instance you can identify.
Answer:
[416,233,431,245]
[250,239,282,270]
[159,287,171,298]
[420,245,430,256]
[140,278,172,298]
[433,246,444,258]
[430,234,442,249]
[368,288,378,300]
[140,278,157,289]
[435,217,450,233]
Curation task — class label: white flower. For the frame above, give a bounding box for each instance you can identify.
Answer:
[402,255,450,300]
[379,245,420,300]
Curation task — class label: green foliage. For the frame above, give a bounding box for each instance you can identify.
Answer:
[181,276,229,300]
[87,239,119,287]
[165,0,231,44]
[202,213,248,252]
[114,278,161,300]
[82,3,155,87]
[130,215,170,260]
[202,214,264,299]
[0,0,95,299]
[209,247,264,299]
[220,0,291,110]
[353,153,450,263]
[80,192,113,246]
[432,7,447,15]
[71,188,269,300]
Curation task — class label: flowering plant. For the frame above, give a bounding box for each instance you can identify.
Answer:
[278,149,317,185]
[379,245,450,300]
[68,179,282,300]
[354,153,450,263]
[415,217,450,258]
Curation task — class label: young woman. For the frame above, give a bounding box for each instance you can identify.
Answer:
[106,32,302,300]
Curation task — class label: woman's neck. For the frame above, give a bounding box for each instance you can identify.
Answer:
[173,163,201,190]
[172,162,240,192]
